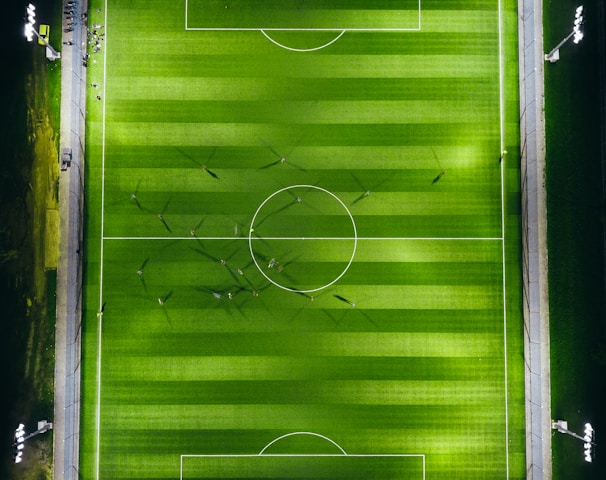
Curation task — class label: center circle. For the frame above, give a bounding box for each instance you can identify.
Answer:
[248,185,357,293]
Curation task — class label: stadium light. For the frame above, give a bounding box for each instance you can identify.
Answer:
[545,5,585,63]
[23,3,60,60]
[552,419,596,462]
[12,421,53,464]
[13,424,26,464]
[583,423,596,463]
[24,4,36,42]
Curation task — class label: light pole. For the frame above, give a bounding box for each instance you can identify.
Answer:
[545,5,585,63]
[552,420,596,462]
[24,3,60,61]
[12,421,53,464]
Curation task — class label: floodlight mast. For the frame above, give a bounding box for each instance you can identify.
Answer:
[24,3,60,61]
[545,5,585,63]
[28,28,61,59]
[13,421,53,464]
[552,420,596,463]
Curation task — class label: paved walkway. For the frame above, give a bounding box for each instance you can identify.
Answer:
[54,1,88,480]
[518,0,553,478]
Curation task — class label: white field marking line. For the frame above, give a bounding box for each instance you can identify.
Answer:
[180,454,426,480]
[497,0,510,477]
[259,432,347,455]
[184,454,426,457]
[188,27,423,31]
[96,1,109,479]
[184,0,422,32]
[260,29,346,53]
[103,236,504,241]
[250,185,358,293]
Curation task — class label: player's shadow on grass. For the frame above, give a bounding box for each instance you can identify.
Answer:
[258,137,306,172]
[176,147,220,179]
[350,174,386,206]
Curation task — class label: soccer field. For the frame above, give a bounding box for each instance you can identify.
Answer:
[81,0,525,479]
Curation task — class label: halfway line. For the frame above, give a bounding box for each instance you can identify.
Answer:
[103,236,503,241]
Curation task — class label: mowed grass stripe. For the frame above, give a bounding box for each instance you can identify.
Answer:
[101,331,502,360]
[100,216,501,239]
[101,404,507,433]
[105,122,499,147]
[113,31,497,56]
[101,354,501,385]
[102,405,502,440]
[99,308,505,337]
[100,246,503,291]
[103,260,501,287]
[103,284,502,309]
[101,379,504,407]
[104,375,506,405]
[109,77,499,102]
[99,430,509,458]
[99,305,502,335]
[102,203,499,236]
[108,99,498,124]
[102,166,501,194]
[103,189,500,215]
[107,54,498,79]
[102,238,503,262]
[102,145,498,170]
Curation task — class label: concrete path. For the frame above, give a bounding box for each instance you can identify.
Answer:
[518,0,553,478]
[54,1,88,480]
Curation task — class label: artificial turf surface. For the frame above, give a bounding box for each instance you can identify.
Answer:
[80,0,525,478]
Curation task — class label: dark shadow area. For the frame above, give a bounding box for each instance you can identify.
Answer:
[0,0,60,478]
[544,1,606,478]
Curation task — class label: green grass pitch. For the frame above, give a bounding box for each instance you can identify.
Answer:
[81,0,525,479]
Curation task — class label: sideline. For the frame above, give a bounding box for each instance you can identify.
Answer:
[518,0,552,478]
[54,0,88,479]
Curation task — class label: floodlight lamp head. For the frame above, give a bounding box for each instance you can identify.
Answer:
[24,24,34,42]
[573,32,584,44]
